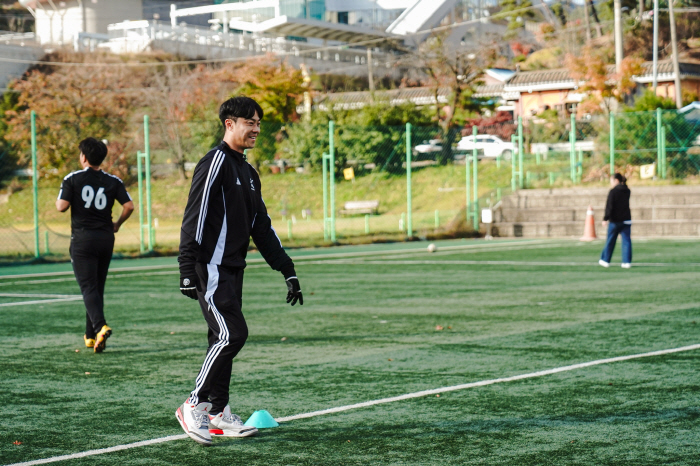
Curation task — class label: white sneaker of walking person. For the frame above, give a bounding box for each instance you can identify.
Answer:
[599,260,610,268]
[621,263,631,269]
[209,405,259,438]
[176,400,212,446]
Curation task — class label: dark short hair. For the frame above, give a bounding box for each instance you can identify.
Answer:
[613,173,627,184]
[79,137,108,166]
[219,96,264,127]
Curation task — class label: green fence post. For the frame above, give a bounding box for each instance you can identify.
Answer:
[400,212,406,231]
[406,122,413,238]
[287,219,292,240]
[497,187,502,201]
[144,115,154,251]
[609,113,615,176]
[31,110,39,258]
[569,113,576,182]
[472,126,479,231]
[661,126,667,179]
[329,121,336,243]
[496,154,501,169]
[535,151,540,165]
[517,117,524,189]
[322,152,329,241]
[526,171,531,187]
[466,144,471,224]
[511,134,517,191]
[44,230,49,255]
[577,149,583,183]
[434,210,439,229]
[137,151,145,253]
[365,214,370,234]
[549,172,555,186]
[656,108,662,181]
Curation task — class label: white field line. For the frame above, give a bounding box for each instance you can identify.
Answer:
[0,293,80,298]
[6,343,700,466]
[0,239,554,281]
[303,259,700,268]
[0,297,83,308]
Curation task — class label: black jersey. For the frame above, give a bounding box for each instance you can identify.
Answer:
[58,167,132,232]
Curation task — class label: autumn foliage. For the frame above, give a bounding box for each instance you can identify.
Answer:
[2,52,305,179]
[565,46,643,116]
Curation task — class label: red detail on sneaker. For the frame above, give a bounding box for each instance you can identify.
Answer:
[209,429,224,436]
[176,407,189,433]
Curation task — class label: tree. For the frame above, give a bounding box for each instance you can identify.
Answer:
[499,0,536,40]
[400,33,484,164]
[211,56,306,171]
[3,60,135,178]
[566,46,644,115]
[141,65,222,180]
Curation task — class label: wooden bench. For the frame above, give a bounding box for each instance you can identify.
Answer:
[339,200,380,215]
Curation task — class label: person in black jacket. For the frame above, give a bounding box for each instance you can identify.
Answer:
[599,173,632,268]
[175,96,303,446]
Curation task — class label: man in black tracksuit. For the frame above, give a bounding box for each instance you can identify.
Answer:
[176,97,303,446]
[56,137,134,353]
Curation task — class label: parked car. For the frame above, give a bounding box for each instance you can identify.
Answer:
[456,134,516,160]
[413,139,442,154]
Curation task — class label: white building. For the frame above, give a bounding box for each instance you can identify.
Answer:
[20,0,143,46]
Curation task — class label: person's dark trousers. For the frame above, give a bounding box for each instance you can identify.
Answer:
[600,221,632,264]
[70,229,115,338]
[188,263,248,415]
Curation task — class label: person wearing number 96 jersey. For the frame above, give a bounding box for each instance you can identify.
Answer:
[56,138,134,353]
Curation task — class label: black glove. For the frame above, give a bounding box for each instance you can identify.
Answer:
[285,276,303,306]
[180,267,200,300]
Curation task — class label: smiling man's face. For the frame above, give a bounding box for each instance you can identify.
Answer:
[226,112,261,153]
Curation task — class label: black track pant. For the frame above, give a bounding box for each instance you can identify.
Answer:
[188,263,248,415]
[70,229,114,338]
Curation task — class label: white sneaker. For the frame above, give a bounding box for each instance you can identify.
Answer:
[599,260,610,268]
[176,401,212,446]
[621,263,631,269]
[209,405,258,438]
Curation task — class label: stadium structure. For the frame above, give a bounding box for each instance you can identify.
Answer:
[16,0,511,77]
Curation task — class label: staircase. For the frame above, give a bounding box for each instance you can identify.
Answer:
[491,185,700,237]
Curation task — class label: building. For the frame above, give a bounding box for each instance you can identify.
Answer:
[505,61,700,119]
[20,0,143,46]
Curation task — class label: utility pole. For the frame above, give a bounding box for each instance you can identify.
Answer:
[614,0,624,73]
[367,48,375,103]
[652,0,659,92]
[582,0,592,43]
[668,0,683,108]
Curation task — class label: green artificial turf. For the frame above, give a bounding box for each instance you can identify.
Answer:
[1,238,699,465]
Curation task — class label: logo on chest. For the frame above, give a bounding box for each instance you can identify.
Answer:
[250,178,255,191]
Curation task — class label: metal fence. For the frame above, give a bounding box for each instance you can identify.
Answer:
[2,108,699,261]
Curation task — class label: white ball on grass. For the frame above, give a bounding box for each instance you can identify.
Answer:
[427,243,437,253]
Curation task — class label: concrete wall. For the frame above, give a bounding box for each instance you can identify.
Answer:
[0,43,44,90]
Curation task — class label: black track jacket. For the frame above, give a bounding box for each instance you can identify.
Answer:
[603,184,631,222]
[179,141,295,277]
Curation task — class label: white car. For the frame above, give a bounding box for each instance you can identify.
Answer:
[457,134,516,160]
[413,139,442,154]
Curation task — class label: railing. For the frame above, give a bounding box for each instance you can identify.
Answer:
[105,20,390,65]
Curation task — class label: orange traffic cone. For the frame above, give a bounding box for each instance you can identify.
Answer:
[580,205,597,241]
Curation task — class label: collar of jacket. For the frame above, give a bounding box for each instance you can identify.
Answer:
[219,141,246,163]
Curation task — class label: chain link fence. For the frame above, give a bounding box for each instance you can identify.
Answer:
[1,109,699,261]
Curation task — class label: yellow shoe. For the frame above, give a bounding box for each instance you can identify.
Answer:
[84,335,95,348]
[94,325,112,353]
